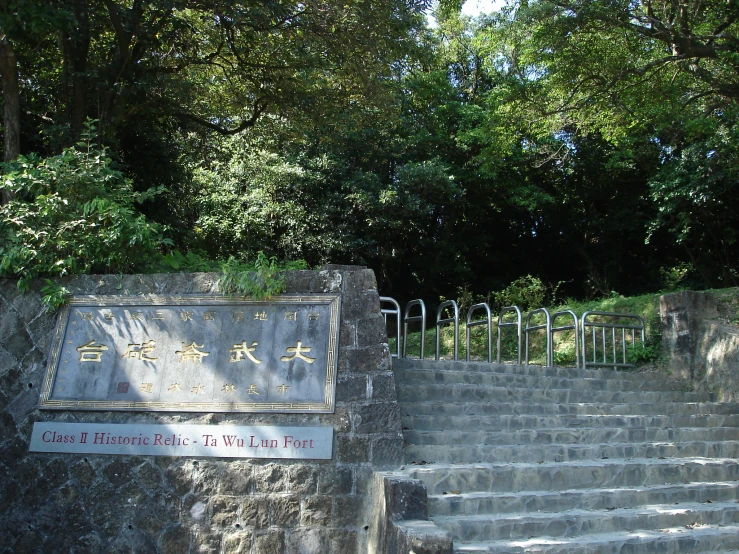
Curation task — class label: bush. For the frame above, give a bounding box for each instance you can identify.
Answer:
[0,121,171,291]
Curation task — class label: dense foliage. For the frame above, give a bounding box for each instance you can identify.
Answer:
[1,0,738,305]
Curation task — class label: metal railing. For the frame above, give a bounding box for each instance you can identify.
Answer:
[497,306,522,365]
[387,296,647,372]
[380,297,401,358]
[436,300,460,361]
[466,303,493,362]
[525,308,552,367]
[551,309,580,369]
[580,311,645,370]
[402,299,426,360]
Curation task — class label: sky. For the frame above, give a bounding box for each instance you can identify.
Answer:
[460,0,501,16]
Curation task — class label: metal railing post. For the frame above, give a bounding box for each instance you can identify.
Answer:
[466,303,492,362]
[497,306,522,365]
[435,300,459,361]
[551,309,580,368]
[402,299,426,360]
[380,297,401,358]
[525,308,552,367]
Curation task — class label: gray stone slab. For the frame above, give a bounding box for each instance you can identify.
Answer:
[40,294,340,412]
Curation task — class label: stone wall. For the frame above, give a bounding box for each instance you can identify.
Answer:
[660,290,739,400]
[0,267,403,553]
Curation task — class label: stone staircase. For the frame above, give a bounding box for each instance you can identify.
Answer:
[391,358,739,553]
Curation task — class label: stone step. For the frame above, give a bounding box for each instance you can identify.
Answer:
[396,384,710,404]
[430,481,739,516]
[452,524,739,553]
[401,458,739,495]
[435,501,739,542]
[404,427,739,447]
[405,440,739,464]
[402,413,739,431]
[395,367,684,393]
[393,358,673,383]
[400,401,739,417]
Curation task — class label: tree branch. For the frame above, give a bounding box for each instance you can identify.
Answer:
[176,100,269,135]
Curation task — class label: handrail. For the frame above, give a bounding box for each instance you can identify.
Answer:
[551,309,580,368]
[466,303,493,362]
[379,296,401,358]
[402,299,426,359]
[497,306,522,365]
[435,300,459,361]
[580,311,646,370]
[525,308,552,367]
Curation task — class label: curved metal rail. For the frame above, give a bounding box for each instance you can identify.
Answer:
[497,306,522,365]
[466,303,493,362]
[435,300,459,361]
[402,299,427,360]
[551,309,580,368]
[525,307,552,367]
[380,296,401,358]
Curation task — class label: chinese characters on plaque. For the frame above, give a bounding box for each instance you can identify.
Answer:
[41,295,340,413]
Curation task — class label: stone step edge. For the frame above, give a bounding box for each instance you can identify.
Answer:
[433,499,739,525]
[406,440,739,448]
[451,523,739,553]
[428,480,739,510]
[395,369,682,391]
[397,382,707,396]
[393,358,654,378]
[401,400,738,412]
[400,414,739,426]
[405,427,739,436]
[403,456,739,472]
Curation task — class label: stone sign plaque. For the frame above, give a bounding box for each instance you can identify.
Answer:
[40,295,340,413]
[29,422,333,459]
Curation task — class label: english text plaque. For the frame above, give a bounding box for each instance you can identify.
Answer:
[30,422,333,459]
[40,295,340,413]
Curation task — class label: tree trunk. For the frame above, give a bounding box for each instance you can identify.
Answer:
[0,35,20,204]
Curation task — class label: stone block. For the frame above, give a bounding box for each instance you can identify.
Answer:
[219,462,255,495]
[102,458,141,485]
[337,435,370,463]
[300,495,333,526]
[135,461,163,490]
[241,496,270,529]
[371,372,397,401]
[336,374,368,403]
[352,403,402,434]
[338,345,391,374]
[285,527,329,554]
[333,496,362,526]
[271,494,300,526]
[371,436,404,468]
[222,530,252,554]
[70,459,97,487]
[343,269,377,294]
[317,270,344,293]
[318,466,353,495]
[339,322,357,348]
[342,291,381,321]
[288,465,318,495]
[254,529,285,554]
[164,461,194,496]
[254,463,287,493]
[211,495,240,526]
[330,529,359,553]
[356,315,387,347]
